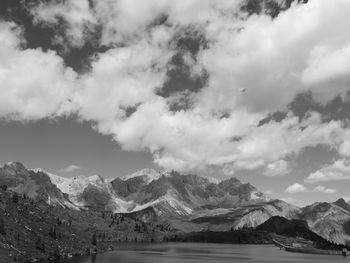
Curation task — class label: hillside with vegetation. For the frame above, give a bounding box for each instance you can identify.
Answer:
[0,187,174,262]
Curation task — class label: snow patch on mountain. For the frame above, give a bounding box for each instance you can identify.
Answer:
[46,172,106,195]
[250,190,271,201]
[122,168,163,183]
[33,168,68,184]
[204,176,221,184]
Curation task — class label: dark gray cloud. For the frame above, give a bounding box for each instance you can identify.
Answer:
[259,91,350,126]
[240,0,301,18]
[156,28,209,108]
[0,0,105,72]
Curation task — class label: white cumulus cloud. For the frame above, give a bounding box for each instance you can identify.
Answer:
[58,165,82,173]
[1,0,350,175]
[31,0,97,47]
[312,185,336,194]
[263,160,291,177]
[305,159,350,183]
[0,22,76,120]
[285,183,336,194]
[285,183,307,194]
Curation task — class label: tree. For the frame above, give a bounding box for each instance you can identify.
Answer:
[91,233,97,246]
[343,220,350,235]
[49,226,57,239]
[35,236,45,252]
[68,217,72,227]
[53,246,60,260]
[12,192,18,203]
[0,215,5,235]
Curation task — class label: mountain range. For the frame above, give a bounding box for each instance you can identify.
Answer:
[0,161,349,245]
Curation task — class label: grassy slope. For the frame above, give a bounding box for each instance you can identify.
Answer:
[0,189,174,263]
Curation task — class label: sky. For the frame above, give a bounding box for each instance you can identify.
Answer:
[0,0,350,206]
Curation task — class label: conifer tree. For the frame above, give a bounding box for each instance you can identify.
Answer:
[35,236,45,252]
[91,233,97,246]
[0,215,5,235]
[12,192,18,203]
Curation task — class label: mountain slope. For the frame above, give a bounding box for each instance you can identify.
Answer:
[0,162,74,208]
[256,216,326,243]
[301,201,350,244]
[0,162,271,216]
[334,198,350,213]
[176,199,301,232]
[2,161,350,244]
[110,171,271,217]
[0,186,173,262]
[49,173,132,211]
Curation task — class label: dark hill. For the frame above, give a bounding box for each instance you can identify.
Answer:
[256,216,327,243]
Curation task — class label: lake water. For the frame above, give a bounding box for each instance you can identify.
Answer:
[58,243,349,263]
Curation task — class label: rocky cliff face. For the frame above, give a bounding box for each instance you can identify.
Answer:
[0,162,271,214]
[300,200,350,244]
[0,162,74,208]
[1,161,350,244]
[110,170,271,217]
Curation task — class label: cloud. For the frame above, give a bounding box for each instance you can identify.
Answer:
[74,31,173,135]
[285,183,307,194]
[338,130,350,157]
[1,0,350,175]
[58,165,82,173]
[30,0,241,46]
[263,160,291,177]
[305,159,350,183]
[31,0,97,47]
[114,108,347,174]
[0,21,76,120]
[313,185,336,194]
[302,45,350,88]
[285,182,337,194]
[198,0,350,114]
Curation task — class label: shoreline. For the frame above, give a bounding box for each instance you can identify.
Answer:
[38,240,347,262]
[272,239,346,256]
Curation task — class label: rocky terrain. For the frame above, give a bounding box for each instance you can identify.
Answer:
[300,199,350,244]
[0,185,174,262]
[0,160,350,262]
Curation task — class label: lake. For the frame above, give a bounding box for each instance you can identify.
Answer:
[57,243,349,263]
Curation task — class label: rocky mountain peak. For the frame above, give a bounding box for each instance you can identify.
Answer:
[88,174,104,183]
[334,198,350,213]
[122,168,162,183]
[2,161,350,244]
[2,161,27,174]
